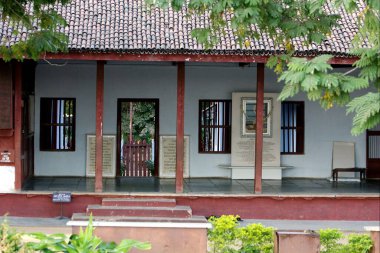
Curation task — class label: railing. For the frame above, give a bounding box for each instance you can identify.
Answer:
[122,140,152,177]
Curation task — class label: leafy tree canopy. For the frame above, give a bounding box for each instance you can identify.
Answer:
[0,0,69,61]
[1,0,379,135]
[149,0,380,135]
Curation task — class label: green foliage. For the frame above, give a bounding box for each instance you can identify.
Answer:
[320,229,345,253]
[26,216,151,252]
[347,92,380,135]
[278,55,369,110]
[319,229,373,253]
[207,215,274,253]
[208,215,240,252]
[155,0,380,135]
[145,160,155,176]
[346,233,374,253]
[121,102,156,144]
[0,219,30,253]
[0,0,69,61]
[238,224,274,253]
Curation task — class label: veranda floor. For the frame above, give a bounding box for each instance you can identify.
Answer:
[22,177,380,195]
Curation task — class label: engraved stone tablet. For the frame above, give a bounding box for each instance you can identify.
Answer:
[86,135,116,177]
[231,92,281,167]
[159,136,189,178]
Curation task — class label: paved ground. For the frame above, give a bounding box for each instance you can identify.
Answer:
[1,216,378,234]
[22,177,380,195]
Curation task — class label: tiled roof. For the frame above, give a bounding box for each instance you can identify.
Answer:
[0,0,364,57]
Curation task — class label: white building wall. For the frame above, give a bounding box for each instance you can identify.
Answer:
[34,62,366,178]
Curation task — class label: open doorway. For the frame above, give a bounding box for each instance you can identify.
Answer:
[117,99,159,177]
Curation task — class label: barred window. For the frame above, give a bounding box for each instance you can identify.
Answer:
[281,101,304,154]
[199,100,231,153]
[40,98,76,151]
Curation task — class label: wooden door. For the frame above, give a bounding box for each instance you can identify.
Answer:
[367,130,380,179]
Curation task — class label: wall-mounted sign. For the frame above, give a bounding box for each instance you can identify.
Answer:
[0,150,14,164]
[0,62,13,129]
[86,135,116,177]
[52,192,72,203]
[159,135,190,178]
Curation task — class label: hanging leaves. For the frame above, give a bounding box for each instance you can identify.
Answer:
[0,0,69,61]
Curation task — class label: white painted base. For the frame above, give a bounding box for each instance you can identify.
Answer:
[67,220,212,229]
[219,165,291,179]
[0,166,15,191]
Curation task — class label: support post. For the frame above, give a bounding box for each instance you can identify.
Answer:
[95,61,105,192]
[176,62,185,193]
[254,63,264,193]
[14,62,22,190]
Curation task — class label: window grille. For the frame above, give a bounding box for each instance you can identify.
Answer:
[281,101,304,154]
[40,98,76,151]
[199,100,231,153]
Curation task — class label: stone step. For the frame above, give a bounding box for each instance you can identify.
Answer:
[102,198,176,208]
[72,213,207,223]
[86,205,192,218]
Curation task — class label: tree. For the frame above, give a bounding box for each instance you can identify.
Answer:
[149,0,379,135]
[0,0,69,61]
[1,0,378,135]
[121,102,156,144]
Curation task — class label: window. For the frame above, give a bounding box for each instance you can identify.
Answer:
[281,101,304,154]
[199,100,231,153]
[40,98,75,151]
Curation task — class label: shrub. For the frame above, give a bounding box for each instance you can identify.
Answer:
[319,229,345,253]
[26,216,151,252]
[208,215,240,252]
[319,229,373,253]
[238,224,274,253]
[207,215,274,253]
[0,218,30,253]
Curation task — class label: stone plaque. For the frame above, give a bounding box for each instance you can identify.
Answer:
[231,92,281,167]
[86,135,116,177]
[159,136,189,178]
[0,62,13,129]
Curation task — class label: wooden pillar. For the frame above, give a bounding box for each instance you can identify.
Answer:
[95,61,105,192]
[254,63,264,193]
[14,62,22,190]
[176,62,185,193]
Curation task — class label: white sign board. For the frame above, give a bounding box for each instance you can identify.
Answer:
[86,135,116,178]
[159,136,190,178]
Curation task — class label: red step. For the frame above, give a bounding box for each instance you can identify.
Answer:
[87,205,192,218]
[102,198,176,208]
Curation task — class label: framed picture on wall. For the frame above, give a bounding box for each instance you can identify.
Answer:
[241,97,272,137]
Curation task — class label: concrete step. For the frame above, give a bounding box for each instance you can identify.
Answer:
[86,205,192,218]
[72,213,206,223]
[102,198,176,208]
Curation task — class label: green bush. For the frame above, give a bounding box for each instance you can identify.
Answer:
[26,216,151,252]
[238,224,274,253]
[319,229,373,253]
[1,216,150,253]
[208,218,373,253]
[0,219,30,253]
[207,215,274,253]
